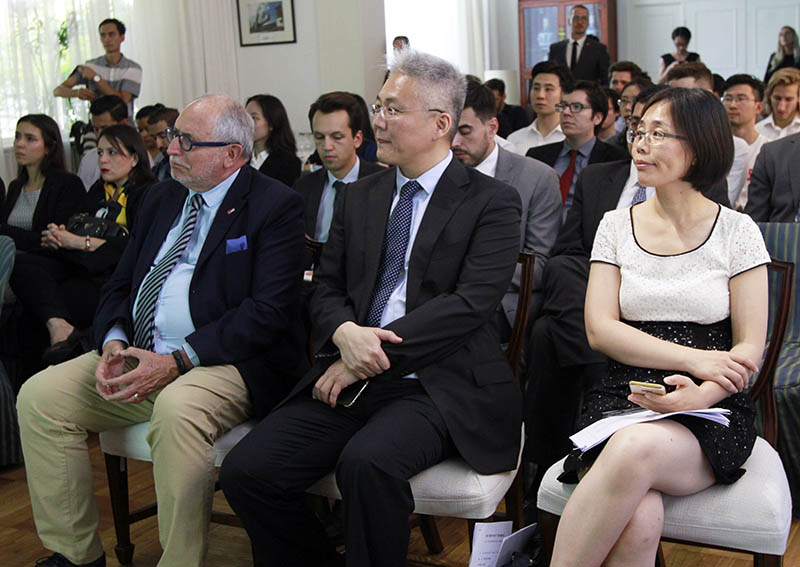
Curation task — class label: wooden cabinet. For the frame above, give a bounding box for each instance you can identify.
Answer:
[517,0,617,108]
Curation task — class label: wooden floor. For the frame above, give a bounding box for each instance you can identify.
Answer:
[0,435,797,567]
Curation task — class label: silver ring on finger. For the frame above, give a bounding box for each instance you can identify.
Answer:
[133,392,140,401]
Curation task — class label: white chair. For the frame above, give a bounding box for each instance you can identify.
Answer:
[100,251,535,563]
[536,259,795,567]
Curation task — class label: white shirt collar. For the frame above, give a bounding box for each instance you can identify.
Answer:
[326,156,360,185]
[475,142,500,178]
[395,151,453,196]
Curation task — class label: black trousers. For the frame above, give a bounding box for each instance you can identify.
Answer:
[220,377,454,567]
[10,252,101,327]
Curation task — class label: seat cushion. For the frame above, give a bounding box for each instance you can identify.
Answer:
[99,420,256,467]
[537,436,792,555]
[308,457,518,519]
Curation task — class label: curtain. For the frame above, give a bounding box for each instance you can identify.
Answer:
[0,0,240,183]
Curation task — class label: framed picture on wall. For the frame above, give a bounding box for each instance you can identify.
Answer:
[237,0,296,46]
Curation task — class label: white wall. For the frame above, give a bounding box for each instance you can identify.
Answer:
[618,0,800,82]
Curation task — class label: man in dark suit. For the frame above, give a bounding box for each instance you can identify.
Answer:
[548,4,609,85]
[524,89,731,514]
[221,50,522,567]
[16,94,307,567]
[294,91,383,241]
[743,133,800,221]
[527,79,628,219]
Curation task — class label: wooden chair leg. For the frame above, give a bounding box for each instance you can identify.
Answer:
[467,519,476,549]
[655,542,665,567]
[754,553,783,567]
[538,510,559,566]
[504,474,525,530]
[418,515,444,554]
[103,453,135,565]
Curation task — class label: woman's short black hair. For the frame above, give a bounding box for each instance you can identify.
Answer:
[99,124,156,187]
[15,114,66,182]
[642,87,733,190]
[672,26,691,42]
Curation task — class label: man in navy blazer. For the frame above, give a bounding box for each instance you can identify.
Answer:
[17,95,307,567]
[548,4,609,85]
[221,50,522,567]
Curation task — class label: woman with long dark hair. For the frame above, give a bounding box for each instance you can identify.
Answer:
[10,125,156,365]
[245,94,302,186]
[1,114,85,251]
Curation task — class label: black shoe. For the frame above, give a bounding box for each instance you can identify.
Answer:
[35,553,105,567]
[42,329,83,366]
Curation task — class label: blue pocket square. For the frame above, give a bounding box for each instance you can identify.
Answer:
[226,235,247,254]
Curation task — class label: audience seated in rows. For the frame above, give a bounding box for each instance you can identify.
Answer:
[484,77,530,139]
[134,103,165,166]
[666,62,748,206]
[245,94,302,187]
[220,49,523,567]
[756,67,800,140]
[16,94,308,567]
[10,125,155,366]
[607,60,645,134]
[76,95,129,189]
[526,80,628,219]
[452,79,560,329]
[146,106,179,181]
[507,61,570,154]
[550,86,768,567]
[723,74,768,210]
[1,114,85,252]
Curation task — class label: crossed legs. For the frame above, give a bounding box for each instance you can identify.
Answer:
[550,419,715,567]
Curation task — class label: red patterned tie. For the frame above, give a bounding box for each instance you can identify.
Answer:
[559,150,578,204]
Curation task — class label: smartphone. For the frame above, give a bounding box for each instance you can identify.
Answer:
[337,380,369,408]
[629,381,666,396]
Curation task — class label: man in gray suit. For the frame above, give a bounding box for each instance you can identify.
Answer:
[453,80,561,331]
[743,133,800,222]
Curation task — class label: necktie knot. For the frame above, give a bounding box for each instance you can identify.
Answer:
[400,180,422,202]
[190,193,204,211]
[333,180,346,191]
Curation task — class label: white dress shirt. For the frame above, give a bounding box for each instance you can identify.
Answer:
[314,158,360,241]
[733,134,769,210]
[726,136,750,207]
[755,114,800,141]
[475,142,500,178]
[507,119,565,155]
[565,35,587,69]
[250,150,269,170]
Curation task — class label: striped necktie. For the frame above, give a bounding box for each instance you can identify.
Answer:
[366,180,422,327]
[631,183,648,206]
[132,193,204,351]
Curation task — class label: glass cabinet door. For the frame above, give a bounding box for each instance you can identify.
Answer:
[522,5,559,68]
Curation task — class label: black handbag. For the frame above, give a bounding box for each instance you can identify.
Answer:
[66,204,129,239]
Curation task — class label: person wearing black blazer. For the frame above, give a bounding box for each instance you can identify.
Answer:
[259,147,302,187]
[1,114,85,252]
[220,51,522,567]
[246,94,303,187]
[743,133,800,222]
[548,5,609,85]
[527,135,626,170]
[16,96,308,567]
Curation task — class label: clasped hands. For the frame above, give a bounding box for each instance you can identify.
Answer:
[95,340,181,404]
[629,349,759,413]
[41,223,80,250]
[312,321,402,408]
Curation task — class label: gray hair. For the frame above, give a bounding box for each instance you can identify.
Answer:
[188,94,254,160]
[389,50,466,140]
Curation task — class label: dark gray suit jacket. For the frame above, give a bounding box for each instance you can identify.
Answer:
[743,134,800,222]
[548,38,610,85]
[494,146,561,323]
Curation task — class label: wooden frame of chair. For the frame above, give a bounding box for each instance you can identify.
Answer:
[416,250,535,554]
[537,258,794,567]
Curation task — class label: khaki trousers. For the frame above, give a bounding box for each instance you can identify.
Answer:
[17,352,252,567]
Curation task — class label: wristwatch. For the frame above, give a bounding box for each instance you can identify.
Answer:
[93,74,101,83]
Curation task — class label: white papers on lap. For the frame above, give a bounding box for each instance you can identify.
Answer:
[570,408,731,452]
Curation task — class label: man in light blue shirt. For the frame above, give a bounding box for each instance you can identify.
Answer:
[18,94,307,567]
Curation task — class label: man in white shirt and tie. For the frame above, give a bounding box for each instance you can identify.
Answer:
[547,4,609,85]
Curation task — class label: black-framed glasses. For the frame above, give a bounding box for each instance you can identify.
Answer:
[164,128,237,152]
[626,129,687,146]
[369,104,445,119]
[555,102,591,113]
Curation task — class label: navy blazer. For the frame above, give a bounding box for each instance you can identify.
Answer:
[94,165,309,417]
[289,159,524,475]
[0,169,85,251]
[548,38,610,85]
[292,160,384,236]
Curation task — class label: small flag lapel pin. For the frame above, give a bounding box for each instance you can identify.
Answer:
[227,207,236,214]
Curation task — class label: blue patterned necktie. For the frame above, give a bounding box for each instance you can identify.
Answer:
[631,183,648,206]
[366,180,422,327]
[132,193,204,350]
